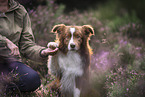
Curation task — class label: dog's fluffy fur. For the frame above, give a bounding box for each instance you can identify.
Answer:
[47,24,94,97]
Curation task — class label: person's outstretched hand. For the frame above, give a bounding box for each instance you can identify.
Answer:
[41,42,58,57]
[6,38,20,56]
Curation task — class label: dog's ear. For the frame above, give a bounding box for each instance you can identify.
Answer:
[51,24,65,33]
[82,25,94,36]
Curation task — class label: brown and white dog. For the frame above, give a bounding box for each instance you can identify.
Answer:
[47,24,94,97]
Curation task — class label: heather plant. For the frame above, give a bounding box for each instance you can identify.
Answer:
[91,35,145,97]
[105,39,145,97]
[119,23,145,41]
[0,70,21,96]
[106,69,145,97]
[29,0,65,46]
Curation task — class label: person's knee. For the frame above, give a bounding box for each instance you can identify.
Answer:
[29,71,41,90]
[8,61,41,92]
[19,70,41,92]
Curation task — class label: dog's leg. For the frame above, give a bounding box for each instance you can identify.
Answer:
[74,87,81,97]
[47,78,60,90]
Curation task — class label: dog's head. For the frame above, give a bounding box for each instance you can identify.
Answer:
[51,24,94,53]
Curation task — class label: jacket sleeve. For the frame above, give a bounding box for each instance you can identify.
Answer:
[19,12,47,62]
[0,34,7,46]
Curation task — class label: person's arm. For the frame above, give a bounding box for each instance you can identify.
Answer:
[0,34,7,44]
[19,12,47,62]
[0,34,20,56]
[19,11,58,62]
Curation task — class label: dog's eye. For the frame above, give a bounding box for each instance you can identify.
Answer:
[66,36,70,39]
[76,35,81,38]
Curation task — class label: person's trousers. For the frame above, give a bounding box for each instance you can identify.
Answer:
[0,61,41,92]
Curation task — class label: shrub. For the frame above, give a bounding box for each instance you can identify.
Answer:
[0,70,21,96]
[105,40,145,97]
[119,23,145,41]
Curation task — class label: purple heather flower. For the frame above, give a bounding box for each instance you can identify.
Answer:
[132,23,136,29]
[100,27,105,32]
[126,88,129,92]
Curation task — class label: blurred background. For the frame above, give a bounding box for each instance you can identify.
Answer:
[16,0,145,97]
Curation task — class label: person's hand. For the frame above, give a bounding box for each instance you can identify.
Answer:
[5,38,20,56]
[41,48,58,57]
[40,42,59,57]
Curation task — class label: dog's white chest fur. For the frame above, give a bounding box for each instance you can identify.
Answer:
[58,51,83,97]
[48,51,83,97]
[58,51,83,76]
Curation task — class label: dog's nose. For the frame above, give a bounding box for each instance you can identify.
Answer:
[70,43,75,48]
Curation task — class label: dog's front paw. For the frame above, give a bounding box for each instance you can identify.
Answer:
[47,42,58,50]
